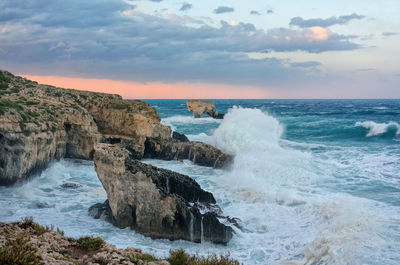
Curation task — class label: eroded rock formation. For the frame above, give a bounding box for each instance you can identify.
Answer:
[0,70,236,245]
[0,70,170,185]
[186,99,224,119]
[93,144,233,244]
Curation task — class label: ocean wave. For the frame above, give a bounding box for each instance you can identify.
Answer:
[355,121,400,137]
[372,106,389,110]
[210,106,314,189]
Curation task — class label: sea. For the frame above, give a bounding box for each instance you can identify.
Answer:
[0,99,399,265]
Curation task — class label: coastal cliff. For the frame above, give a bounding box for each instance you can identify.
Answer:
[0,70,235,245]
[0,70,170,185]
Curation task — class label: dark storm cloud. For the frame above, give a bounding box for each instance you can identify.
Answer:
[214,6,234,14]
[179,3,193,11]
[0,0,361,86]
[290,13,365,28]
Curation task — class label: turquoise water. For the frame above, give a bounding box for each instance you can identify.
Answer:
[0,99,399,264]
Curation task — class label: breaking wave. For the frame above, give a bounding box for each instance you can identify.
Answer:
[355,121,400,137]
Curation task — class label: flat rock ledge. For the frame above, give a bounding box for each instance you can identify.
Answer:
[91,143,234,245]
[144,138,232,168]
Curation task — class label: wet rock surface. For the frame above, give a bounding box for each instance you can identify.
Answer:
[144,138,233,168]
[93,144,233,244]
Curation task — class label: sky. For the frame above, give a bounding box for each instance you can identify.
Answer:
[0,0,399,98]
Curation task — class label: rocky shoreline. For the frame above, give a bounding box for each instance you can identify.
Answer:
[0,218,241,264]
[0,70,236,246]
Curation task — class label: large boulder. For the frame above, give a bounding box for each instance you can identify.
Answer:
[92,143,234,244]
[186,100,223,119]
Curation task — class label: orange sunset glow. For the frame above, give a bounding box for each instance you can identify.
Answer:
[23,75,275,99]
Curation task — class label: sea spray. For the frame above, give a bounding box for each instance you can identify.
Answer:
[210,106,314,190]
[208,107,385,264]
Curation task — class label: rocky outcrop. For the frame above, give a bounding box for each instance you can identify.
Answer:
[186,100,224,119]
[0,70,171,185]
[93,144,233,244]
[172,131,189,142]
[0,220,170,265]
[0,70,236,245]
[144,138,232,168]
[0,109,101,185]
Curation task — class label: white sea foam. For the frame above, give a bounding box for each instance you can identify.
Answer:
[186,133,209,142]
[210,106,283,155]
[206,107,388,264]
[162,115,221,126]
[373,106,388,110]
[355,121,400,137]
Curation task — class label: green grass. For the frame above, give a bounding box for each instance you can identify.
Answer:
[76,236,105,251]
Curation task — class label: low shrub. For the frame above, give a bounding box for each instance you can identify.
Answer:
[20,217,53,236]
[76,236,105,251]
[168,249,241,265]
[0,236,40,265]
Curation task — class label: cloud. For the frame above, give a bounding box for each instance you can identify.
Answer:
[214,6,234,14]
[179,3,192,11]
[382,32,398,36]
[291,61,321,68]
[0,0,362,87]
[356,68,375,72]
[290,13,365,28]
[250,10,261,16]
[267,9,273,14]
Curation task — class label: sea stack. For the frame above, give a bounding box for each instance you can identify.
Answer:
[92,143,234,244]
[186,99,224,119]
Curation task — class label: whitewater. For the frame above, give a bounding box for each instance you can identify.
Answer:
[1,99,399,265]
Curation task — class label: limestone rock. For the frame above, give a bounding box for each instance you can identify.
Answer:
[93,143,233,244]
[144,138,233,168]
[186,99,223,119]
[0,70,171,185]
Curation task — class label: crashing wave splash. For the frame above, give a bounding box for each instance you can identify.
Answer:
[355,121,400,137]
[209,107,385,264]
